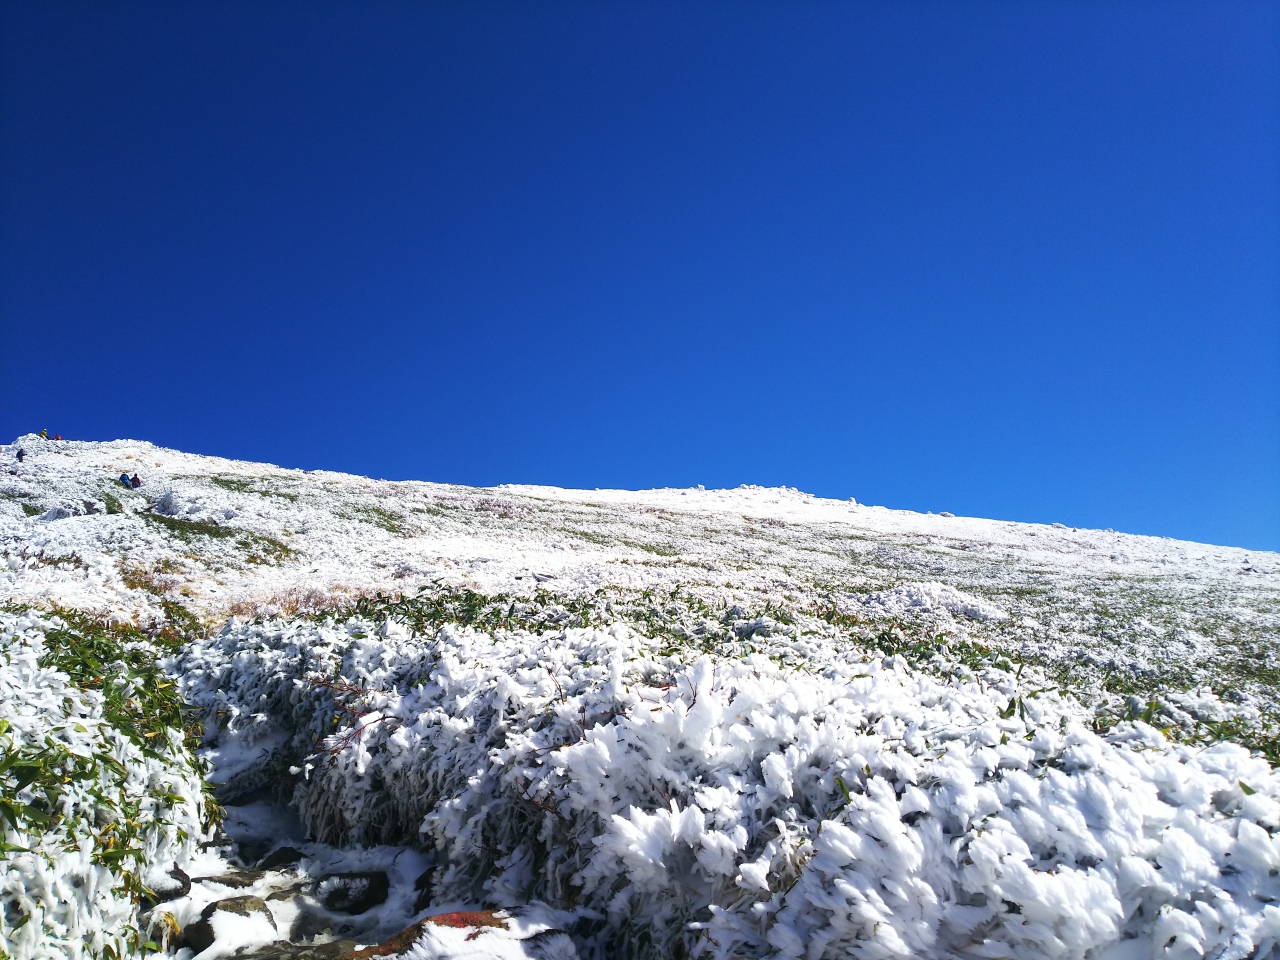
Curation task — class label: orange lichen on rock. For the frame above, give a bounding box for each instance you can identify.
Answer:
[428,911,508,931]
[341,911,510,959]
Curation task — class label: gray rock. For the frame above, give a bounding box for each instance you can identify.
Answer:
[184,896,276,953]
[258,846,306,871]
[524,931,579,960]
[266,882,309,903]
[141,866,190,908]
[192,868,264,889]
[239,940,357,960]
[318,872,389,915]
[411,867,433,914]
[289,907,344,942]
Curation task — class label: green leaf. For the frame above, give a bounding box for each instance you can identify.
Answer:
[835,776,851,802]
[19,805,50,827]
[0,799,20,830]
[10,762,43,792]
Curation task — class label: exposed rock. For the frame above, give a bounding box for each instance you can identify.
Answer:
[258,846,306,871]
[522,931,579,960]
[141,866,190,908]
[318,871,389,915]
[239,940,357,960]
[339,918,435,960]
[290,907,354,942]
[424,911,508,933]
[192,868,265,889]
[183,896,276,953]
[411,867,433,914]
[235,836,275,866]
[266,882,310,902]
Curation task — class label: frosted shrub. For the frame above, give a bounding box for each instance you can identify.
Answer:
[0,611,209,960]
[180,609,1280,960]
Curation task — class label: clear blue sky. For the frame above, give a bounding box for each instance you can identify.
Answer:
[2,2,1277,551]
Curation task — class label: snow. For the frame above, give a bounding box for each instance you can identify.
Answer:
[2,434,1279,960]
[3,437,1274,629]
[400,911,578,960]
[191,908,279,960]
[860,583,1008,622]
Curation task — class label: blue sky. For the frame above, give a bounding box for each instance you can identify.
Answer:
[2,1,1277,551]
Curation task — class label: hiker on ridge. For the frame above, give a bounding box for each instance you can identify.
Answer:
[130,474,141,489]
[119,472,131,488]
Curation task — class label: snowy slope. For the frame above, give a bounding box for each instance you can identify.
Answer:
[2,434,1276,724]
[3,434,1280,960]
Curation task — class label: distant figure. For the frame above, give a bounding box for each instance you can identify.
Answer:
[38,429,48,439]
[16,449,24,462]
[119,472,131,488]
[130,474,141,489]
[53,434,62,441]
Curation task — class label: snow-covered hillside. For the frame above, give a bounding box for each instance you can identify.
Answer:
[2,434,1279,960]
[3,435,1276,731]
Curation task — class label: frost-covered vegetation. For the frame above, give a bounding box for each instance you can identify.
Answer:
[0,609,210,960]
[1,435,1279,960]
[177,588,1280,960]
[2,435,1276,750]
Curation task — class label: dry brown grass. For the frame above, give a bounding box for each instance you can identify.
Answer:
[120,562,175,594]
[223,583,373,620]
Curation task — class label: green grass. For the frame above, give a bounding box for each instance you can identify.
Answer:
[37,608,202,752]
[209,475,299,502]
[357,504,404,534]
[0,606,218,951]
[564,528,614,547]
[0,490,44,516]
[415,503,455,518]
[143,512,241,540]
[142,512,294,564]
[560,528,683,556]
[118,564,206,641]
[335,503,407,533]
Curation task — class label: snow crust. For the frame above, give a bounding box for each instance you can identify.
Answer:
[192,908,279,960]
[402,911,577,960]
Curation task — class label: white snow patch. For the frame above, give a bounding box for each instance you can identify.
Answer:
[861,581,1009,622]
